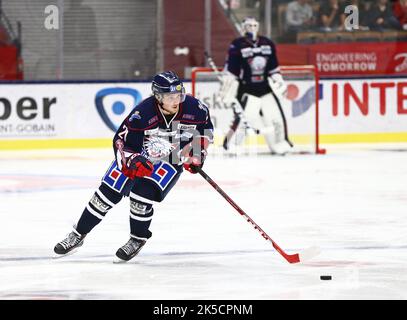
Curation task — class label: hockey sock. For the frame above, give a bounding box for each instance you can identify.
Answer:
[76,183,123,234]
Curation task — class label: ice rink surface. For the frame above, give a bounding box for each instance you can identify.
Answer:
[0,144,406,300]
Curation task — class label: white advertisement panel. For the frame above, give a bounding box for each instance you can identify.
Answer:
[319,79,407,133]
[0,82,154,140]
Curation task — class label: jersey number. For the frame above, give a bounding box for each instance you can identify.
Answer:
[118,125,129,142]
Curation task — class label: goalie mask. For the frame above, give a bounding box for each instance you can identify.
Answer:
[152,71,186,104]
[242,17,259,41]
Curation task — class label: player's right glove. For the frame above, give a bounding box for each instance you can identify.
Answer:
[121,153,154,179]
[181,137,209,174]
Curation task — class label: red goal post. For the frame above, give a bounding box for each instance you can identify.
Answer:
[191,65,326,154]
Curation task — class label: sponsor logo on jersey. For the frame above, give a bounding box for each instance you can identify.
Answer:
[182,114,195,120]
[147,162,178,191]
[102,161,129,193]
[157,130,176,136]
[175,132,194,140]
[241,45,272,58]
[145,127,159,135]
[260,45,272,54]
[241,47,253,58]
[178,124,197,130]
[148,115,159,125]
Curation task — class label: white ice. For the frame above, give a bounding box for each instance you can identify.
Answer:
[0,144,406,300]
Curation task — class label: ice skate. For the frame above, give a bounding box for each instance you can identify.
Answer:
[54,228,86,256]
[270,140,293,155]
[115,237,146,262]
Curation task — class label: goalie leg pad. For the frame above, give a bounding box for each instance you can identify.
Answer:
[260,93,293,154]
[242,93,263,128]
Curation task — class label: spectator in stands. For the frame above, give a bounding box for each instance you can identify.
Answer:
[368,0,402,30]
[393,0,407,30]
[319,0,343,31]
[285,0,315,35]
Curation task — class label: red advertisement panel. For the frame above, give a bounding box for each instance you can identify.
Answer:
[278,42,407,76]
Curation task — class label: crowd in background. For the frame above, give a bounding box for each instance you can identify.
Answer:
[281,0,407,38]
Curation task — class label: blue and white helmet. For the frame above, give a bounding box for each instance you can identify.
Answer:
[151,71,186,103]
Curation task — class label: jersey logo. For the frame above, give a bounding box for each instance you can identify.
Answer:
[182,114,195,120]
[148,115,159,125]
[129,111,141,121]
[178,124,197,130]
[145,127,159,135]
[146,162,178,191]
[143,136,178,163]
[260,45,272,55]
[102,161,129,193]
[249,56,268,75]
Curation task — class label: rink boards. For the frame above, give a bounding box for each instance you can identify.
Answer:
[0,78,406,150]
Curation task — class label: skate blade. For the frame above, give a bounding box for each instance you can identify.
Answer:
[113,256,129,264]
[52,247,80,259]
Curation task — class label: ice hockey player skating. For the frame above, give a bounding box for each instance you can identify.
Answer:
[219,16,293,155]
[54,71,214,262]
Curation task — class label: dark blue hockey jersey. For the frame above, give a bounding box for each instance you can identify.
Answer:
[113,94,214,168]
[226,35,280,97]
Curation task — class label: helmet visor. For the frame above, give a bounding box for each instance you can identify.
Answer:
[160,90,186,104]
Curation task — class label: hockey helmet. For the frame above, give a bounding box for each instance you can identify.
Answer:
[151,71,186,103]
[242,17,259,40]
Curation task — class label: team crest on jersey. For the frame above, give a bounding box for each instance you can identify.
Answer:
[143,136,178,162]
[129,111,141,121]
[249,56,267,75]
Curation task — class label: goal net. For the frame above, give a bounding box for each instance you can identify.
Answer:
[191,65,325,155]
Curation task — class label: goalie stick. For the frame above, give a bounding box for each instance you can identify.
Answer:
[197,166,320,264]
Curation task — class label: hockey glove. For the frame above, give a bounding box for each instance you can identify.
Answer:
[268,73,287,97]
[121,153,154,179]
[182,137,209,174]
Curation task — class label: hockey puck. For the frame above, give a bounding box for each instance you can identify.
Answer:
[320,275,332,280]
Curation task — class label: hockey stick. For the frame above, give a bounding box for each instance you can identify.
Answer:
[197,167,320,264]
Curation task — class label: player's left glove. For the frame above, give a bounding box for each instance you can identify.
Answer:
[268,72,287,97]
[218,72,239,105]
[181,137,209,174]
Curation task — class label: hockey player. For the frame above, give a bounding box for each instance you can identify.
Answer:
[219,17,293,155]
[54,71,213,262]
